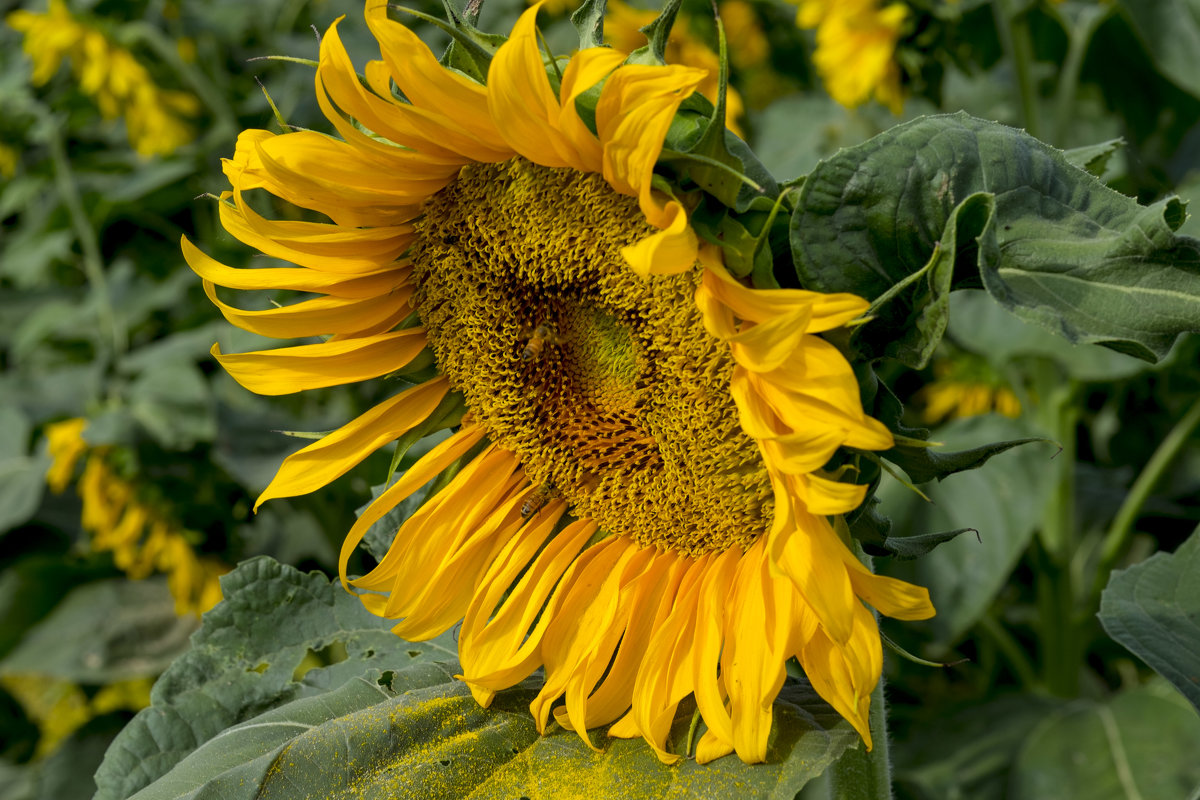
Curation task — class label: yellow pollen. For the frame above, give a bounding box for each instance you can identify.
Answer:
[411,158,772,555]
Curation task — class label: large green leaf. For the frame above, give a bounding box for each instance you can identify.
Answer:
[947,289,1152,381]
[92,558,455,800]
[96,558,862,800]
[1099,529,1200,713]
[1009,681,1200,799]
[876,416,1055,645]
[790,112,1200,364]
[895,693,1065,800]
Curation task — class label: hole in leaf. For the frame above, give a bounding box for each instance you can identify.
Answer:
[439,759,451,767]
[407,650,422,659]
[377,670,396,690]
[364,649,375,658]
[248,662,269,674]
[292,640,349,682]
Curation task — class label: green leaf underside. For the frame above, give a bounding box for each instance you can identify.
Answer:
[791,112,1200,364]
[1099,529,1200,713]
[97,558,861,800]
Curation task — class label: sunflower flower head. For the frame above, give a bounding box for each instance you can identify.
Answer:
[919,357,1022,424]
[6,0,199,157]
[190,0,934,764]
[790,0,908,113]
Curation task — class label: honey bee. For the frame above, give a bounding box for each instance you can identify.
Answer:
[521,485,553,519]
[520,323,559,363]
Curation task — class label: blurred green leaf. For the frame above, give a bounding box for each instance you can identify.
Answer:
[0,577,196,684]
[34,715,128,800]
[128,363,216,450]
[0,760,36,800]
[791,112,1200,363]
[877,416,1055,645]
[0,405,48,534]
[1115,0,1200,99]
[0,556,110,661]
[1010,682,1200,799]
[1099,529,1200,713]
[948,289,1152,381]
[895,693,1065,800]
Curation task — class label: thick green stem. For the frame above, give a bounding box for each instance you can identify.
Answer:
[993,0,1041,139]
[1094,401,1200,590]
[829,676,893,800]
[1032,368,1081,696]
[1052,7,1111,145]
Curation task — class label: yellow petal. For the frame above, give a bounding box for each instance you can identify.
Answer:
[767,504,858,644]
[596,63,706,199]
[212,328,428,395]
[318,19,479,163]
[183,235,408,298]
[556,549,689,737]
[797,598,882,748]
[624,553,714,764]
[337,425,486,588]
[458,517,597,702]
[487,6,586,170]
[620,197,699,277]
[701,260,869,330]
[202,279,413,340]
[720,539,795,764]
[388,492,549,641]
[354,447,521,597]
[690,548,741,751]
[556,47,625,172]
[219,190,415,274]
[793,471,869,516]
[365,0,510,160]
[726,307,814,373]
[255,377,448,510]
[529,537,641,734]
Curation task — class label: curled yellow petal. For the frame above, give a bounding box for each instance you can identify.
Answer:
[255,377,448,509]
[212,328,428,395]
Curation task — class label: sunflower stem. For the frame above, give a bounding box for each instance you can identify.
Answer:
[42,107,125,361]
[1094,399,1200,592]
[828,675,893,800]
[992,0,1041,138]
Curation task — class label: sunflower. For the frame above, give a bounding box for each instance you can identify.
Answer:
[186,0,934,764]
[791,0,908,114]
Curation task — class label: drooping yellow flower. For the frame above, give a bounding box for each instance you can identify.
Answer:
[6,0,198,157]
[0,674,152,758]
[919,360,1022,423]
[45,417,90,493]
[791,0,908,113]
[45,420,226,617]
[189,0,933,764]
[602,0,747,137]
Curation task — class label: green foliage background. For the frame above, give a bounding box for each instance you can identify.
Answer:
[1,0,1199,797]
